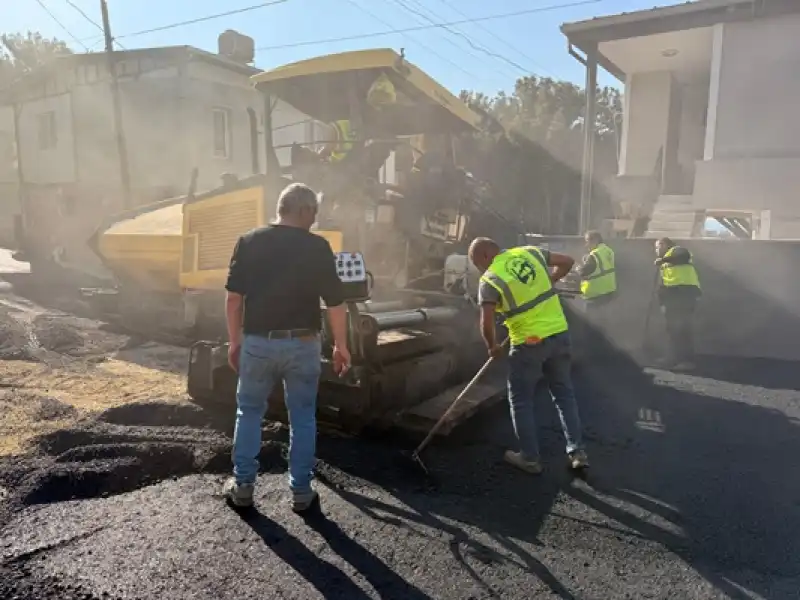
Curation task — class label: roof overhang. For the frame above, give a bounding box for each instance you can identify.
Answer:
[0,45,259,104]
[562,0,800,80]
[251,48,482,135]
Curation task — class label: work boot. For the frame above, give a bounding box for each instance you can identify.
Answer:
[503,450,543,475]
[223,477,254,508]
[568,450,590,470]
[291,489,319,513]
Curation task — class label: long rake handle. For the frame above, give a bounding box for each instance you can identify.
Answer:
[412,336,510,457]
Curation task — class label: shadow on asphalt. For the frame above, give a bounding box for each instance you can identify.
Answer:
[235,502,433,600]
[311,330,800,600]
[5,314,800,598]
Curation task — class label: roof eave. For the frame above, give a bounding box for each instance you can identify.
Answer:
[561,0,798,45]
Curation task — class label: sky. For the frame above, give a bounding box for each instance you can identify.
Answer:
[8,0,684,95]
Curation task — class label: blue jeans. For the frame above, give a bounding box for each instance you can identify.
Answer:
[507,331,584,459]
[233,334,322,494]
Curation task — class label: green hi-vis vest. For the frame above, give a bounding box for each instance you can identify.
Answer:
[661,246,701,288]
[580,242,617,299]
[480,246,569,346]
[330,119,356,162]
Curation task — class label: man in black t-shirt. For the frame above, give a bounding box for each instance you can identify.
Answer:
[222,182,351,512]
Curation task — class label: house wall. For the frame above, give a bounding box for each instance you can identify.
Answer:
[694,14,800,238]
[16,92,77,184]
[677,78,708,185]
[618,71,672,177]
[183,61,266,192]
[713,13,800,159]
[619,71,708,182]
[13,56,267,199]
[0,107,18,246]
[271,99,318,167]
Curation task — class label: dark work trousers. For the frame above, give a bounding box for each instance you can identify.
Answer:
[660,292,697,364]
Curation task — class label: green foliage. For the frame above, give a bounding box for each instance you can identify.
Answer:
[458,76,622,236]
[0,31,72,84]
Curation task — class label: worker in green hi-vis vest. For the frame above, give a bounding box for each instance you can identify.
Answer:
[654,236,702,371]
[469,237,589,476]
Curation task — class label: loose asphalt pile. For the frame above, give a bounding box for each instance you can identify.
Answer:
[0,299,129,363]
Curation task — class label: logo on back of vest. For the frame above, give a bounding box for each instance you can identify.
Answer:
[508,257,536,285]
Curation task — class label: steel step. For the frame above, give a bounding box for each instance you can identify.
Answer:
[395,378,506,436]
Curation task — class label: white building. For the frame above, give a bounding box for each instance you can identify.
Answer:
[0,40,321,263]
[562,0,800,239]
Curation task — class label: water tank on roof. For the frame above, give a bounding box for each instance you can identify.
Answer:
[218,30,255,64]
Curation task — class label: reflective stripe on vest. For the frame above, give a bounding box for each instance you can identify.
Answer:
[480,246,568,345]
[660,246,701,288]
[330,120,355,162]
[580,243,617,299]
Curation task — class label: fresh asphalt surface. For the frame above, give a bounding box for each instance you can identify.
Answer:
[2,339,800,600]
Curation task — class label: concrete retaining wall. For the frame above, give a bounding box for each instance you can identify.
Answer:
[536,236,800,363]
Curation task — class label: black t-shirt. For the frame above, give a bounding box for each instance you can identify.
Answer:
[225,225,345,334]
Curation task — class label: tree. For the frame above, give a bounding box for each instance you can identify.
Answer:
[458,76,622,236]
[0,31,72,85]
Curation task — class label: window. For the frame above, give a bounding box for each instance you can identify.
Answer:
[37,111,57,150]
[212,108,231,158]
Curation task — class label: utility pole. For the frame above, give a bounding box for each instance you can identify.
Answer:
[100,0,132,209]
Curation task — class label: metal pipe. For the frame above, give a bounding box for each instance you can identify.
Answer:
[357,301,405,313]
[580,42,598,234]
[374,307,460,330]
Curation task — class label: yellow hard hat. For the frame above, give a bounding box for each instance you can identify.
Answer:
[367,73,396,108]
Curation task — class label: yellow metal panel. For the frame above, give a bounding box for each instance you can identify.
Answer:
[251,48,481,132]
[253,48,402,82]
[180,230,344,291]
[185,186,262,271]
[180,268,229,290]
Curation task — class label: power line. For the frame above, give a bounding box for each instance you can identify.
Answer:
[63,0,102,33]
[389,0,524,79]
[433,0,559,78]
[256,0,603,52]
[33,0,90,51]
[343,0,482,81]
[62,0,127,50]
[117,0,289,40]
[383,0,519,82]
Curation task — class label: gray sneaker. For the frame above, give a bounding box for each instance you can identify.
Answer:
[503,450,543,474]
[568,450,590,470]
[223,477,254,508]
[291,489,319,513]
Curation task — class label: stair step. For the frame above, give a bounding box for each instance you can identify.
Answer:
[644,229,696,239]
[648,221,698,232]
[650,212,697,222]
[658,194,695,205]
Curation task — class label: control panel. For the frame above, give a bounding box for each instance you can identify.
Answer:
[334,251,370,301]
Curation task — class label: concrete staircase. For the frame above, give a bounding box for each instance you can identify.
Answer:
[644,194,702,239]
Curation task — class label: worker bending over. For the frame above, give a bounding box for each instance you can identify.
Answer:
[654,237,701,370]
[469,237,589,474]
